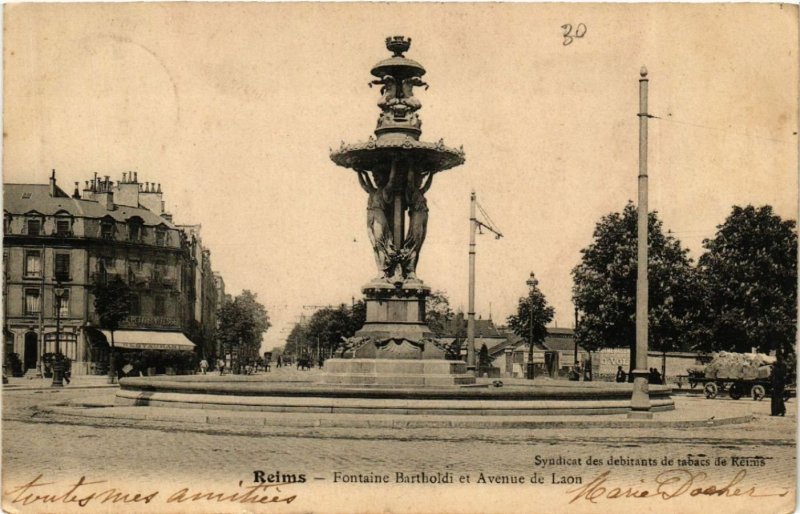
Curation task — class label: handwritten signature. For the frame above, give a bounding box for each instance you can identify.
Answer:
[4,475,297,507]
[567,469,792,504]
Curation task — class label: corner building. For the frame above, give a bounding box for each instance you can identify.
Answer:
[3,171,221,375]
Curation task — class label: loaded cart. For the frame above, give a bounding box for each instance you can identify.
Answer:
[674,352,795,401]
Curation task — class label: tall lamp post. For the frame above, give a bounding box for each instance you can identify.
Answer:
[525,272,536,380]
[573,306,579,365]
[51,284,66,387]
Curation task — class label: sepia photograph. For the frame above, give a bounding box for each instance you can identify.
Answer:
[2,3,798,513]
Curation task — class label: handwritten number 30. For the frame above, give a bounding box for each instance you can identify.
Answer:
[562,23,587,46]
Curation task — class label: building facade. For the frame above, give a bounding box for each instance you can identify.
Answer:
[3,171,223,375]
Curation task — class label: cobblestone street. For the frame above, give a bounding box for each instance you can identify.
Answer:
[3,373,795,497]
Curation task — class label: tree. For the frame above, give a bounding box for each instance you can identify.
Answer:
[696,205,797,355]
[571,203,701,359]
[426,290,455,337]
[507,273,555,349]
[478,343,491,368]
[91,275,132,384]
[216,290,271,371]
[284,322,308,356]
[285,300,367,359]
[350,300,366,334]
[306,304,354,357]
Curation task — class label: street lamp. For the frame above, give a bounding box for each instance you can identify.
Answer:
[573,306,579,365]
[526,272,536,380]
[51,284,66,387]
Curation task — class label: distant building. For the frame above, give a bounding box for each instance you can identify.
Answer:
[502,327,588,378]
[3,171,224,375]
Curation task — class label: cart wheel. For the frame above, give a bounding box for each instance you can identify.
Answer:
[751,385,766,401]
[729,384,743,400]
[704,382,718,399]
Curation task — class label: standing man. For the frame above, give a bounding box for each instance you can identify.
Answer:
[199,358,208,375]
[771,356,786,417]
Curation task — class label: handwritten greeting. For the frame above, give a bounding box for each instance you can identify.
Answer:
[4,475,297,508]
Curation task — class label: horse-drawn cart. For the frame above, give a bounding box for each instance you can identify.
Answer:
[673,352,794,401]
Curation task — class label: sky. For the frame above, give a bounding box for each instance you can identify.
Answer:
[4,3,797,351]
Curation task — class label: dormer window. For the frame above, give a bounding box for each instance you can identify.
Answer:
[156,227,167,246]
[127,218,143,242]
[101,219,115,240]
[55,218,72,237]
[26,218,41,236]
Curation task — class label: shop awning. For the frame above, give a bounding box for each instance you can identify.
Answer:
[101,330,195,351]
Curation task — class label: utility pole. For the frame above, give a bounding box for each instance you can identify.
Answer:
[630,66,653,419]
[466,191,502,371]
[467,192,477,370]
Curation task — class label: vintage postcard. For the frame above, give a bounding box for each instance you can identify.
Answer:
[2,2,797,513]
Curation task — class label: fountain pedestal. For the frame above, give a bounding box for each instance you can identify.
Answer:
[322,282,476,386]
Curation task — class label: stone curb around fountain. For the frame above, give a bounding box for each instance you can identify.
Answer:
[38,396,755,430]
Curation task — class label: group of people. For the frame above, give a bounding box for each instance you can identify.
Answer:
[198,358,266,375]
[614,366,663,384]
[567,363,592,382]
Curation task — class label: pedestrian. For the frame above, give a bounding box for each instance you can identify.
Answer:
[771,357,786,417]
[615,366,627,383]
[218,359,226,376]
[568,364,580,381]
[277,355,282,368]
[652,368,663,385]
[199,358,208,375]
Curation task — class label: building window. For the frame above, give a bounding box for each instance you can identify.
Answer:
[24,289,41,316]
[156,229,167,246]
[154,295,166,316]
[128,259,142,283]
[53,289,70,317]
[130,294,141,316]
[27,218,41,236]
[24,251,42,278]
[96,256,114,284]
[128,219,142,242]
[152,260,166,283]
[55,218,72,237]
[3,214,11,234]
[54,254,71,282]
[101,220,115,240]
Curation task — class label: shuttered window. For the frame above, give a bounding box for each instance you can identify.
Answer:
[24,251,42,277]
[27,219,41,236]
[25,289,41,315]
[55,254,71,281]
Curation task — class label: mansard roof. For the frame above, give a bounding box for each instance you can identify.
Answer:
[4,184,176,228]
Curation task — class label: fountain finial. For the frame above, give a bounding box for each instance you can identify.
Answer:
[385,36,411,57]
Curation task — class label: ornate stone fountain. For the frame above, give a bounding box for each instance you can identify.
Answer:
[326,36,473,385]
